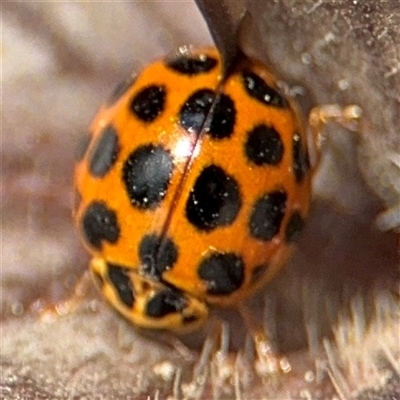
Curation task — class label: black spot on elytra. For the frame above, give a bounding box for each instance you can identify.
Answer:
[186,165,241,231]
[206,94,236,139]
[139,234,178,278]
[75,134,91,161]
[179,89,236,139]
[198,252,244,295]
[107,264,135,308]
[130,85,166,122]
[145,289,187,318]
[89,125,119,177]
[122,144,173,209]
[242,70,287,108]
[108,74,136,105]
[167,54,218,75]
[249,191,287,241]
[81,201,120,249]
[285,211,305,243]
[179,89,214,134]
[293,133,310,183]
[245,124,284,166]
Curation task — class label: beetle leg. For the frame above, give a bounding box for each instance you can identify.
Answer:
[31,270,93,321]
[308,104,362,169]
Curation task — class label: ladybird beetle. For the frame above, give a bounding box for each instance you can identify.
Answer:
[74,47,312,333]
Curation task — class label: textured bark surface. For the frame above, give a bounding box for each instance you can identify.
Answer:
[2,1,399,399]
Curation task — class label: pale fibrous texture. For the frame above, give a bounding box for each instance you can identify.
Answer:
[247,1,400,234]
[1,2,399,399]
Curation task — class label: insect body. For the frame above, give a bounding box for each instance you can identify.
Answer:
[74,47,311,332]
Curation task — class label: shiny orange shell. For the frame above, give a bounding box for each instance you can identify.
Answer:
[74,47,311,330]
